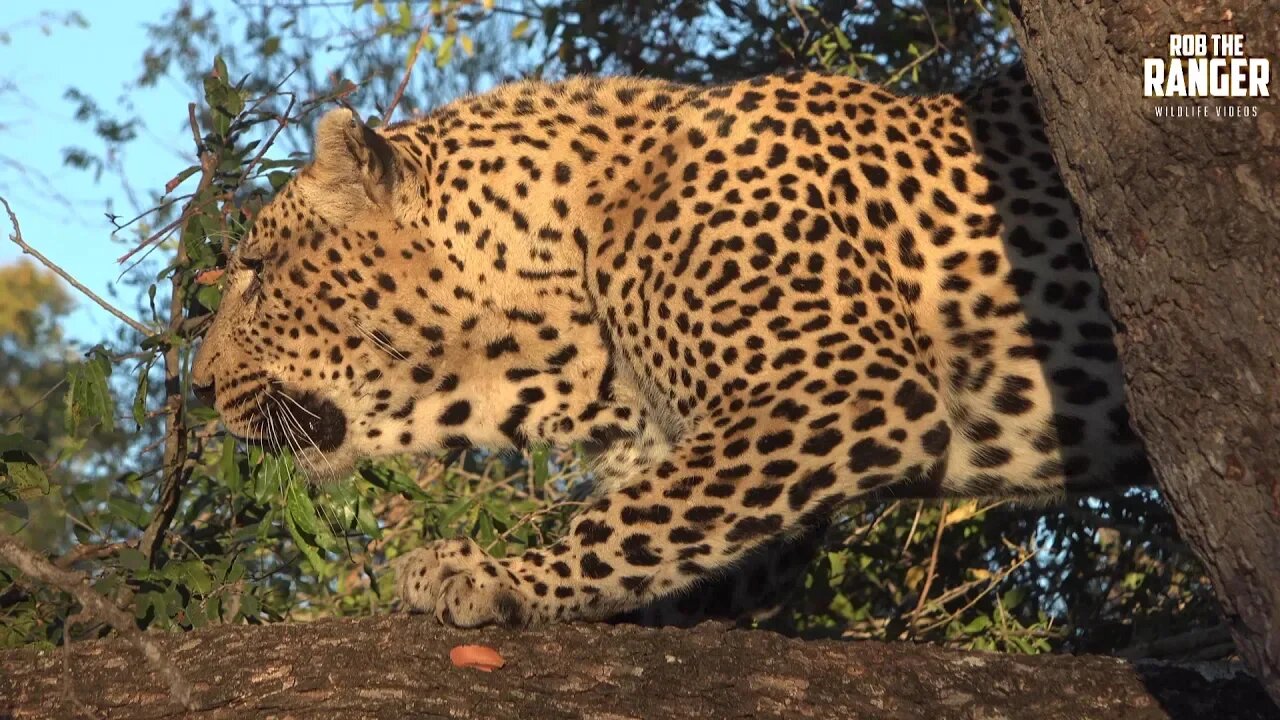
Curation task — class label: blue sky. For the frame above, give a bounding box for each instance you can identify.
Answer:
[0,3,209,345]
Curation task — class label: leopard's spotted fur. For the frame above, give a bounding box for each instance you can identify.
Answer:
[193,65,1150,627]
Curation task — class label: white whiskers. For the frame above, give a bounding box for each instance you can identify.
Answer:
[352,318,408,362]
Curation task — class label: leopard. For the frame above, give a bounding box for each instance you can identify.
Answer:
[191,63,1151,628]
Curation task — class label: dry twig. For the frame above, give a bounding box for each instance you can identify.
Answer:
[384,22,433,122]
[2,197,150,336]
[911,501,949,621]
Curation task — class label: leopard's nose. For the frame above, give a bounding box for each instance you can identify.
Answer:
[192,380,217,406]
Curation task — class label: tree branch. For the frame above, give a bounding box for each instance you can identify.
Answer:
[1009,0,1280,704]
[140,142,216,566]
[382,21,433,122]
[2,196,151,336]
[1,615,1273,719]
[0,533,194,710]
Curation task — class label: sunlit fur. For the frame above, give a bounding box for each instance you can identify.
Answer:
[193,66,1151,626]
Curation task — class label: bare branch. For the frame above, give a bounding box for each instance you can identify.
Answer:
[383,21,433,122]
[2,196,151,336]
[910,501,948,622]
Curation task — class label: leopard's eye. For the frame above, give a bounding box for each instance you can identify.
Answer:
[240,256,264,297]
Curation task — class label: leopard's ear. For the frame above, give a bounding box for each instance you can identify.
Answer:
[302,108,399,219]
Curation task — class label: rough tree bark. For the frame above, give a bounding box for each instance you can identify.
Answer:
[1009,0,1280,705]
[1,616,1277,719]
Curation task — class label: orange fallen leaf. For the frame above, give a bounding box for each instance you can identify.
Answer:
[449,644,505,672]
[195,268,225,285]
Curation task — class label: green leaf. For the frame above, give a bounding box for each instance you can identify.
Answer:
[202,56,244,137]
[186,600,208,629]
[164,165,199,194]
[285,477,319,537]
[182,214,215,269]
[0,434,45,456]
[435,35,455,67]
[187,405,220,424]
[438,495,473,528]
[65,348,114,436]
[832,26,853,51]
[195,285,222,312]
[474,509,495,546]
[139,591,167,622]
[132,358,153,429]
[154,588,177,621]
[220,437,242,492]
[256,157,306,171]
[530,443,549,495]
[181,561,213,595]
[397,1,413,32]
[358,463,428,499]
[238,593,260,620]
[0,458,49,500]
[964,615,992,633]
[825,550,847,579]
[108,496,150,528]
[354,498,381,538]
[258,452,297,498]
[286,508,325,571]
[118,548,147,571]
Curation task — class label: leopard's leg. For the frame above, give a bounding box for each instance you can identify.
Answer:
[591,421,830,628]
[617,516,829,628]
[396,401,933,626]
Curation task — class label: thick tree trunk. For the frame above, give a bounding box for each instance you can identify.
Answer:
[0,616,1276,719]
[1009,0,1280,704]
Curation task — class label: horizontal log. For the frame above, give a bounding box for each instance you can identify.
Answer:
[1,616,1275,719]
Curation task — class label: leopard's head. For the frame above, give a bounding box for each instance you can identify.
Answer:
[192,108,447,479]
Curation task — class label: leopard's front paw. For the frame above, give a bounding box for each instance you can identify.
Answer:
[393,538,532,628]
